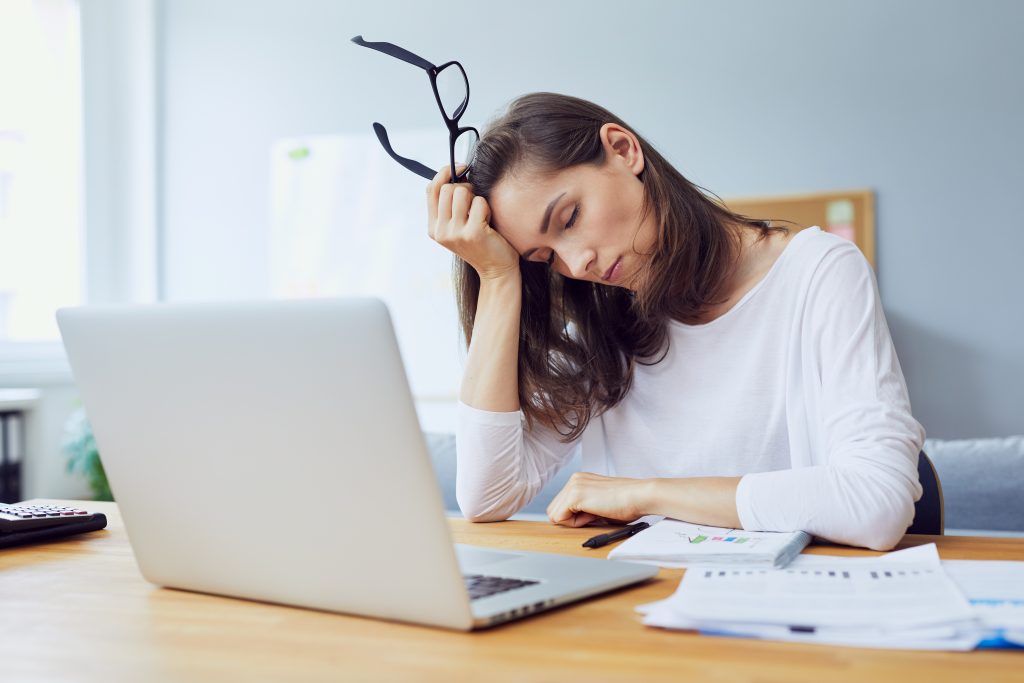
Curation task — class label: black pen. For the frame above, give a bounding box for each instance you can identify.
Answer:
[582,522,650,549]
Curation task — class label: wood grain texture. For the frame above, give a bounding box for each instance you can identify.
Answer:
[1,500,1022,683]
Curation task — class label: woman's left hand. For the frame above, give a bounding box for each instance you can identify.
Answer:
[546,472,657,527]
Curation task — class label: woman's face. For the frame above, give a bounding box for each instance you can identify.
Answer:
[486,124,658,290]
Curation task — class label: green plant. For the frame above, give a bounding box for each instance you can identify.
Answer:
[63,406,113,501]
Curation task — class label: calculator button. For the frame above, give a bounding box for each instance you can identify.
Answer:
[75,511,88,515]
[61,512,76,516]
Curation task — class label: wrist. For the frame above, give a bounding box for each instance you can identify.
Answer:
[634,478,666,518]
[478,266,521,287]
[477,270,522,306]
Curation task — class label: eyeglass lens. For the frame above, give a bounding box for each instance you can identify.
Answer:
[453,129,479,173]
[435,63,469,121]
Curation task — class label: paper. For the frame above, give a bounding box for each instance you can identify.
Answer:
[942,559,1024,647]
[640,543,988,650]
[942,560,1024,629]
[609,518,810,568]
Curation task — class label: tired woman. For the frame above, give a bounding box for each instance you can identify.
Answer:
[425,92,924,551]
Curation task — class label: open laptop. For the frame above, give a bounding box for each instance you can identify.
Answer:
[56,298,656,630]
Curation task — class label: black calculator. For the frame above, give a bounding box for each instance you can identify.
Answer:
[0,502,107,548]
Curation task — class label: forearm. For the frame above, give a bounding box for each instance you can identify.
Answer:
[460,273,522,412]
[546,473,743,528]
[646,476,742,528]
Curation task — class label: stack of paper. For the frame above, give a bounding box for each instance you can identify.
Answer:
[639,544,1024,651]
[942,560,1024,648]
[608,518,810,568]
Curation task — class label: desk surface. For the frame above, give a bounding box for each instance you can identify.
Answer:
[2,500,1022,683]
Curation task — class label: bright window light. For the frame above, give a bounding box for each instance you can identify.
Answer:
[0,0,83,343]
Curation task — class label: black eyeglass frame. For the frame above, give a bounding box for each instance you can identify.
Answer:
[351,35,478,183]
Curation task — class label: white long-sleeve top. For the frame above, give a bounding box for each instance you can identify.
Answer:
[455,227,925,551]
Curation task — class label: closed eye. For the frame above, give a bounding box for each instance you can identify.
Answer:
[564,204,580,230]
[545,205,580,266]
[524,204,581,266]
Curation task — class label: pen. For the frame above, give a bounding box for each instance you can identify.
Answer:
[582,522,650,549]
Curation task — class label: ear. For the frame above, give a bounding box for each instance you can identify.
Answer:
[600,123,645,177]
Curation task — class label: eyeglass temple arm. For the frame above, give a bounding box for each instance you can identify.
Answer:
[350,35,436,72]
[372,123,436,181]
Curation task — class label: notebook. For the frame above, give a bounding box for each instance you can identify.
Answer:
[608,518,811,569]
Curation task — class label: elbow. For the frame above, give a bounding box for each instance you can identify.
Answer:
[462,512,509,524]
[841,492,916,551]
[820,456,921,551]
[457,499,511,524]
[455,482,520,523]
[453,433,552,523]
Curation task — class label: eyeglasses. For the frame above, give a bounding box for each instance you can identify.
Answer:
[351,35,478,184]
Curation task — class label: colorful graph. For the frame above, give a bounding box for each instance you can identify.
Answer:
[679,529,760,548]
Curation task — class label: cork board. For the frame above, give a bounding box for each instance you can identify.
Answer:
[722,189,876,268]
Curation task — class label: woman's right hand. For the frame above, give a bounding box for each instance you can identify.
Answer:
[426,164,521,281]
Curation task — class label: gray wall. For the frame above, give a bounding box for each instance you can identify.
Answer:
[160,0,1024,439]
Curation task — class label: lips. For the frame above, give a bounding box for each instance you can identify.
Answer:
[603,257,622,283]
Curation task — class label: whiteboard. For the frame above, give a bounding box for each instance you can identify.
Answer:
[269,131,465,406]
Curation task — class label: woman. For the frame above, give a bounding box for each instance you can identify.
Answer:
[425,92,924,551]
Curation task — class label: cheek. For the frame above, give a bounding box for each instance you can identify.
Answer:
[598,202,643,245]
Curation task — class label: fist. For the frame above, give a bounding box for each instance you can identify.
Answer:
[425,165,520,280]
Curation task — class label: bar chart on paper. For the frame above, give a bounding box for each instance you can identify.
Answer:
[608,519,812,568]
[677,529,760,547]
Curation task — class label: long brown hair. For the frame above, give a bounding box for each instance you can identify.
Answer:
[457,92,783,441]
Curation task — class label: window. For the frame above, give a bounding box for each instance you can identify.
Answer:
[0,0,83,344]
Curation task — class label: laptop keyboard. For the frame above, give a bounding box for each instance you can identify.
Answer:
[463,573,539,601]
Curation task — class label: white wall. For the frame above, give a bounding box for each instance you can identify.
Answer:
[159,0,1024,439]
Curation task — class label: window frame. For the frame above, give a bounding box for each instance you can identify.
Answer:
[0,0,160,382]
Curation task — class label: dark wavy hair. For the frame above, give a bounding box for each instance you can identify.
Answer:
[456,93,783,441]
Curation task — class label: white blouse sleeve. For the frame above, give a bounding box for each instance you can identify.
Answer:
[455,401,581,522]
[735,242,926,550]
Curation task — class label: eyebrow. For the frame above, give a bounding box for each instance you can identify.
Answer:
[521,192,566,260]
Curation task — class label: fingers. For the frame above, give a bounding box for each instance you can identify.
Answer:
[467,194,490,228]
[451,185,473,224]
[569,512,601,528]
[427,165,474,240]
[547,480,589,527]
[437,184,454,225]
[423,164,519,277]
[426,165,458,236]
[546,473,628,528]
[435,183,474,228]
[550,507,599,528]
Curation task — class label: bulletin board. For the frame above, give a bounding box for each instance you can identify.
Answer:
[722,189,876,268]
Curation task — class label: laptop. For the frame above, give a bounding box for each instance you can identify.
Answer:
[56,298,656,630]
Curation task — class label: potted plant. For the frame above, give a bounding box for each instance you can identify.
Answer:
[63,406,113,501]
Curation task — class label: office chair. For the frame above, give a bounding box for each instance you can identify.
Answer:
[906,451,944,535]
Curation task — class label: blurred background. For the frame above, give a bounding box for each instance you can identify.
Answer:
[0,0,1021,501]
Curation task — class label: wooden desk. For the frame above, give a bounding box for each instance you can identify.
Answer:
[1,500,1022,682]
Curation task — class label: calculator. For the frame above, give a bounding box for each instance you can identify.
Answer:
[0,502,107,548]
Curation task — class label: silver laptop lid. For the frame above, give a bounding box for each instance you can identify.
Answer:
[58,298,474,630]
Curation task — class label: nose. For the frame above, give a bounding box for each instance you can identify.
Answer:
[562,247,596,280]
